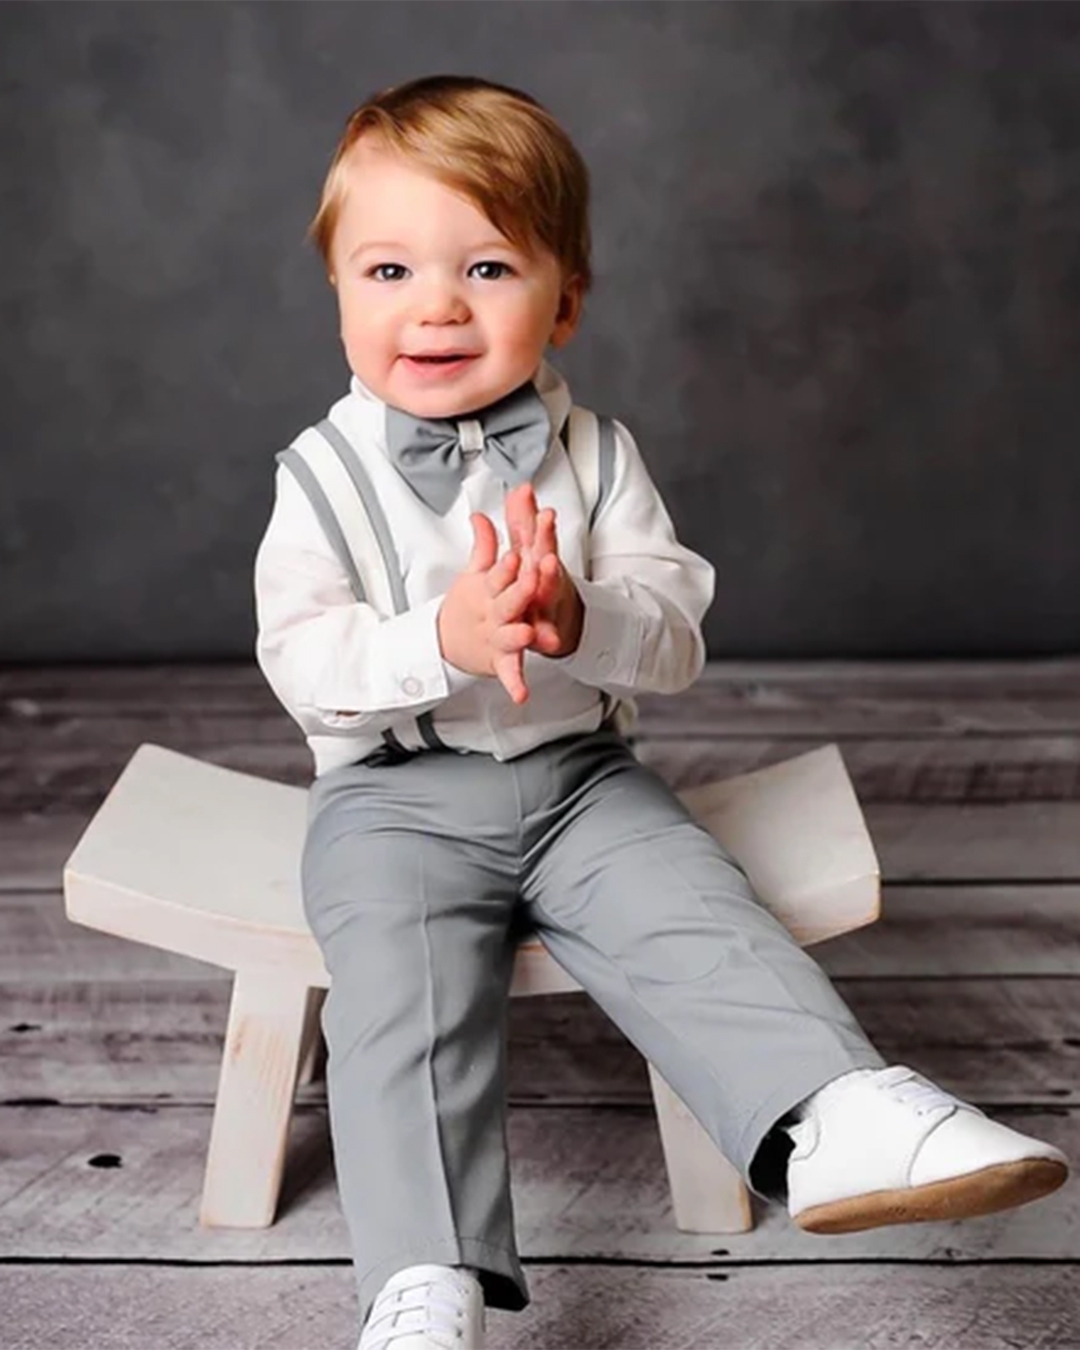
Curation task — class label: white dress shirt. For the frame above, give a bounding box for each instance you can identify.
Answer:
[254,360,716,775]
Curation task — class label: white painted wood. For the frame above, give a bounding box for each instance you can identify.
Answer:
[509,939,583,996]
[63,740,879,1231]
[198,968,311,1228]
[646,1064,752,1234]
[296,987,326,1087]
[63,742,879,971]
[63,746,328,984]
[676,745,880,945]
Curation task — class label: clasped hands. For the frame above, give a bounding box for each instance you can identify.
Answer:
[436,483,584,704]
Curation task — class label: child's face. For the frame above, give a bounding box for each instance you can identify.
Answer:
[328,142,581,418]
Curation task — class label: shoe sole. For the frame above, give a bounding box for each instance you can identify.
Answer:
[795,1158,1068,1235]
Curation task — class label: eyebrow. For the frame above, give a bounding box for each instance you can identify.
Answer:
[346,238,523,264]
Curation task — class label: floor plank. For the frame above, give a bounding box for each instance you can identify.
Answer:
[3,977,1078,1106]
[1,1262,1078,1350]
[0,975,1075,1110]
[7,659,1080,817]
[499,1264,1080,1350]
[637,735,1080,800]
[0,1103,1075,1264]
[866,802,1080,881]
[2,1262,1078,1350]
[0,892,230,983]
[7,656,1080,730]
[9,735,1080,816]
[817,884,1080,977]
[4,660,1080,1347]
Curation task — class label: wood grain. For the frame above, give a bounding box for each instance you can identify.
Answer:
[6,657,1080,729]
[2,1263,1078,1350]
[0,1102,1075,1264]
[637,736,1080,800]
[2,977,1078,1106]
[4,661,1080,1350]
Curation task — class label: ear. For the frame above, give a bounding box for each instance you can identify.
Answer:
[549,276,584,349]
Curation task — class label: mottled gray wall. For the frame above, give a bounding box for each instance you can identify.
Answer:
[2,0,1078,661]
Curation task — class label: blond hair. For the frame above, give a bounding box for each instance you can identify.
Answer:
[309,75,592,290]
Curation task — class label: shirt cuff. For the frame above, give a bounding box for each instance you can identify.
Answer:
[442,654,482,696]
[546,577,644,687]
[315,594,451,720]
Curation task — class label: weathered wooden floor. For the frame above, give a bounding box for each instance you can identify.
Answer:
[2,660,1079,1349]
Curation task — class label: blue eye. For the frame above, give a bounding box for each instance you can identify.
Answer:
[368,263,408,282]
[469,260,512,280]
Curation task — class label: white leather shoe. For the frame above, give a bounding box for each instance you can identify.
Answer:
[357,1264,485,1350]
[786,1065,1069,1234]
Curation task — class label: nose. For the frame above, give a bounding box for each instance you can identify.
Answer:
[415,274,470,325]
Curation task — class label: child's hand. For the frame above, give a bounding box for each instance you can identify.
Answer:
[505,484,584,658]
[436,510,540,705]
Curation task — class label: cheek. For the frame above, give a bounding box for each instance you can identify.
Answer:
[497,298,557,353]
[339,294,392,358]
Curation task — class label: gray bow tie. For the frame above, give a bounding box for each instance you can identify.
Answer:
[385,382,552,515]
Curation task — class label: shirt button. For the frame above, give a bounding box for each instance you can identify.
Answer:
[401,676,424,697]
[596,650,615,676]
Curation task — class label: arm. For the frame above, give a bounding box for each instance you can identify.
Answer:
[254,463,473,737]
[546,418,715,696]
[254,464,543,735]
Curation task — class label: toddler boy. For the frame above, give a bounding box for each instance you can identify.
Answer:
[254,75,1068,1350]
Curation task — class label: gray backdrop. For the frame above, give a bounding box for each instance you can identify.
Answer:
[2,0,1078,661]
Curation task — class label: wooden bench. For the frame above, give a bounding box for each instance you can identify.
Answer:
[63,742,879,1234]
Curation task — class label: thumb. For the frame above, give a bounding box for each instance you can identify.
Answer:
[467,513,498,573]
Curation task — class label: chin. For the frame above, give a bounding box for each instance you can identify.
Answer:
[397,382,522,421]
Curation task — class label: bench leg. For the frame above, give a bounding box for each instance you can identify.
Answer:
[297,987,327,1087]
[647,1064,753,1233]
[199,968,311,1228]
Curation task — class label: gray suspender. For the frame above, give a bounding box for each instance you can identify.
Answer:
[314,421,409,614]
[275,436,419,756]
[580,414,616,726]
[590,415,616,532]
[275,448,368,602]
[277,408,619,753]
[313,420,446,752]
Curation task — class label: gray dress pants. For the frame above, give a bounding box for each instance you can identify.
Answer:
[301,726,885,1322]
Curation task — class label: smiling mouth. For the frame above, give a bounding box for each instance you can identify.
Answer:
[405,353,476,363]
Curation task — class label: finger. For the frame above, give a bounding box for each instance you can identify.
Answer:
[534,507,558,560]
[466,513,498,573]
[532,553,562,611]
[487,547,522,594]
[492,621,535,652]
[492,567,539,621]
[505,483,538,556]
[494,650,530,704]
[530,618,563,654]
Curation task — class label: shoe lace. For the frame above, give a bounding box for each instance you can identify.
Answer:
[362,1272,469,1350]
[875,1066,964,1117]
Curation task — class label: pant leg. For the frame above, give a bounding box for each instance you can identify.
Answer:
[515,729,886,1189]
[302,754,530,1323]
